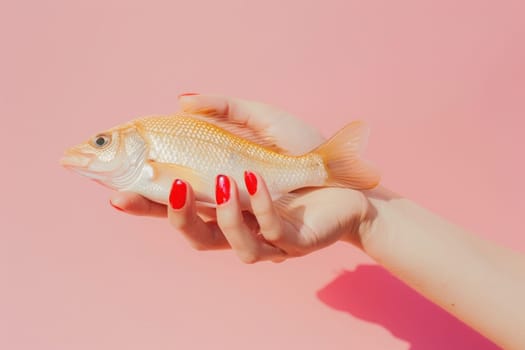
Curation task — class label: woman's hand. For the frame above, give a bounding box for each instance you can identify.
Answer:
[164,173,371,263]
[110,94,374,262]
[108,94,525,348]
[111,94,525,348]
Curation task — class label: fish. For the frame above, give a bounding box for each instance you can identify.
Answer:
[60,112,380,208]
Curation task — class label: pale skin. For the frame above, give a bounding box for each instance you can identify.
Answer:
[110,95,525,349]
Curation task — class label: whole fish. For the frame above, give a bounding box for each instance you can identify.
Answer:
[61,112,380,208]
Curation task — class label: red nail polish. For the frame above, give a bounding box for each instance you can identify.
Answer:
[169,179,187,209]
[178,92,199,98]
[244,171,257,195]
[110,201,124,212]
[216,175,230,205]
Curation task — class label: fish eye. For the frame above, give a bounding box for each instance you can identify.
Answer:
[92,134,111,148]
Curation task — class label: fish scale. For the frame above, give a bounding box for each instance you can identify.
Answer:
[137,116,327,193]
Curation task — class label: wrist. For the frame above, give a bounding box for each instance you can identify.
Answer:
[341,186,398,256]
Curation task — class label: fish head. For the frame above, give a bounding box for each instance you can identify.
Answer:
[61,124,148,190]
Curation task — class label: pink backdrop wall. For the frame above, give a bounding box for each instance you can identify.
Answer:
[2,1,524,349]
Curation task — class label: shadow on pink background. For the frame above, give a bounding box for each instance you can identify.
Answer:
[2,0,524,349]
[318,265,497,349]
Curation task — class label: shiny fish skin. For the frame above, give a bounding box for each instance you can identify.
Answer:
[137,116,327,194]
[61,113,380,208]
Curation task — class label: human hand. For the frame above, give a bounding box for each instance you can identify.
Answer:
[110,95,374,262]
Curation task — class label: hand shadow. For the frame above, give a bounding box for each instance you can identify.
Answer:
[317,265,499,350]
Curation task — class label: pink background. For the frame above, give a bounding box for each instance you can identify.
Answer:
[2,1,524,349]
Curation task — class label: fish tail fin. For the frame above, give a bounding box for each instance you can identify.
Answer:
[313,121,380,190]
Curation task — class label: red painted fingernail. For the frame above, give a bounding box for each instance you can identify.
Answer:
[215,175,230,205]
[178,92,199,98]
[110,200,124,212]
[169,179,187,209]
[244,171,257,195]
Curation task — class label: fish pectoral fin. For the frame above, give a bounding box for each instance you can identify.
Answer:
[148,161,215,203]
[180,110,289,154]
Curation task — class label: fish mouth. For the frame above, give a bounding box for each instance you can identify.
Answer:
[60,149,93,169]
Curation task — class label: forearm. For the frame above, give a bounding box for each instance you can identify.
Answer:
[358,187,525,349]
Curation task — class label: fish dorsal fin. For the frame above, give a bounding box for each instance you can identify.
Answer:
[179,109,288,154]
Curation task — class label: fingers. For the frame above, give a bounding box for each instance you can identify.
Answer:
[110,192,167,217]
[243,171,306,256]
[215,175,285,263]
[243,171,283,242]
[167,179,229,250]
[109,174,297,263]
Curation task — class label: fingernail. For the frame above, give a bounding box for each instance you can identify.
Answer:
[110,200,124,212]
[169,179,187,209]
[178,92,199,98]
[244,171,257,195]
[215,175,230,205]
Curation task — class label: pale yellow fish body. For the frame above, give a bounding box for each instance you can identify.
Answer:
[61,113,379,208]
